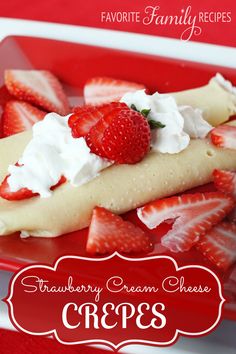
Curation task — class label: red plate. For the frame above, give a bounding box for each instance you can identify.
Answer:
[0,35,235,320]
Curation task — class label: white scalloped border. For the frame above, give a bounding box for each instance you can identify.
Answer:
[5,253,225,351]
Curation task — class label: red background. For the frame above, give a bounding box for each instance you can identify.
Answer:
[0,0,235,352]
[0,0,235,47]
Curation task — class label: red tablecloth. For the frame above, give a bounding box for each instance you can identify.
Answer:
[0,0,235,47]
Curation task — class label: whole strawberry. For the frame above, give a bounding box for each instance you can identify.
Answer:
[102,109,150,164]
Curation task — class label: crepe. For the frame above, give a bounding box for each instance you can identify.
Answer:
[172,77,236,126]
[0,78,236,238]
[0,120,236,237]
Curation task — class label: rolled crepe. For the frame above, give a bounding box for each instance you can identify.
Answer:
[0,121,236,237]
[172,77,236,126]
[0,79,236,238]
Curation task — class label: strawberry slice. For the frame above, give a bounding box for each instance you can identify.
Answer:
[213,169,236,199]
[69,102,127,138]
[86,207,153,255]
[69,106,102,138]
[84,77,146,105]
[210,125,236,150]
[228,206,236,224]
[0,85,13,108]
[196,222,236,271]
[137,192,234,253]
[5,70,70,115]
[0,175,66,201]
[0,177,37,200]
[1,100,46,137]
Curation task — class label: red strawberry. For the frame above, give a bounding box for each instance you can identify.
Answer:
[210,125,236,150]
[1,100,46,137]
[0,175,66,201]
[69,102,127,138]
[69,107,102,138]
[137,192,234,253]
[196,222,236,271]
[228,206,236,224]
[87,108,151,164]
[0,177,37,200]
[84,77,146,105]
[86,206,153,255]
[5,70,70,115]
[0,85,13,108]
[85,104,130,158]
[213,169,236,199]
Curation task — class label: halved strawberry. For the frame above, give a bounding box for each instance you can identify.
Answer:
[2,100,45,136]
[137,192,234,253]
[69,102,127,138]
[213,169,236,199]
[84,77,146,105]
[0,175,66,201]
[196,222,236,271]
[5,70,70,115]
[86,206,153,255]
[211,125,236,150]
[1,100,46,137]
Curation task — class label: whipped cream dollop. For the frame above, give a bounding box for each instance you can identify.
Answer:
[8,113,112,197]
[121,90,212,154]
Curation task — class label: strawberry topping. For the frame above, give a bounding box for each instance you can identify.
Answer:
[5,70,70,115]
[69,107,102,138]
[137,192,234,253]
[228,206,236,224]
[196,222,236,271]
[84,77,146,105]
[69,102,127,138]
[0,175,66,201]
[210,125,236,150]
[213,169,236,199]
[0,85,13,108]
[86,107,151,164]
[1,100,46,137]
[102,109,151,164]
[86,206,153,255]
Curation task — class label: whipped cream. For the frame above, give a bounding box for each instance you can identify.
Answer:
[8,113,112,198]
[179,106,212,139]
[121,90,212,154]
[213,73,236,95]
